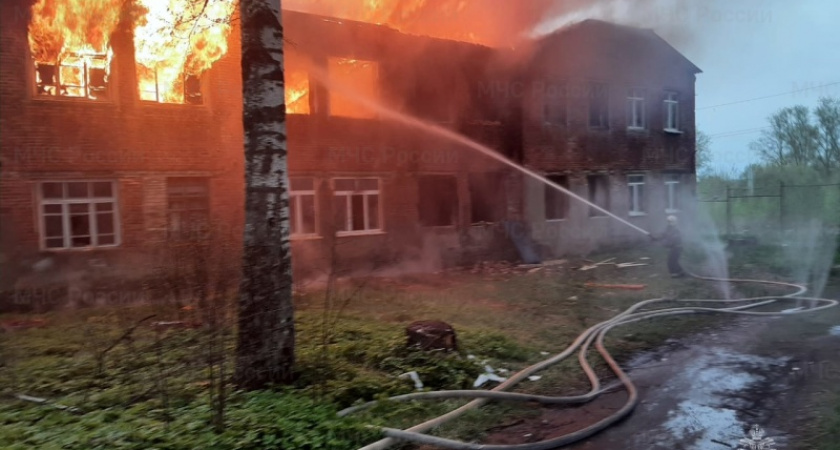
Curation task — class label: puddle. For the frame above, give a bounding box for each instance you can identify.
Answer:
[829,325,840,336]
[628,348,789,449]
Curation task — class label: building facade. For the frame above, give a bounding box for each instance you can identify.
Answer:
[0,2,700,295]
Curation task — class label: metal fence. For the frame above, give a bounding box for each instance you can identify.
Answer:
[698,182,840,237]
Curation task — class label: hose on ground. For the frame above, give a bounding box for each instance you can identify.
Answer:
[349,271,837,450]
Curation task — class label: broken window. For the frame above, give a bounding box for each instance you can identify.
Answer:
[290,178,317,236]
[627,174,646,216]
[469,173,505,224]
[588,82,609,129]
[587,175,610,217]
[33,52,112,100]
[285,49,313,115]
[665,173,681,213]
[664,91,680,132]
[333,178,381,234]
[627,88,646,130]
[167,178,210,241]
[418,175,458,227]
[543,82,567,125]
[40,181,119,249]
[328,58,379,119]
[28,0,117,100]
[544,175,570,221]
[134,0,236,104]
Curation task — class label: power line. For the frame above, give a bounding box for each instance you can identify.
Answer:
[696,81,840,111]
[708,126,771,139]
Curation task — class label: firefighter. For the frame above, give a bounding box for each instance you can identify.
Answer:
[652,215,685,278]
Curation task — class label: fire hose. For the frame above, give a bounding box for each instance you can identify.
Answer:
[346,272,838,450]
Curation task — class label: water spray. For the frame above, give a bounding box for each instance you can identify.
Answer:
[303,63,652,237]
[297,57,837,450]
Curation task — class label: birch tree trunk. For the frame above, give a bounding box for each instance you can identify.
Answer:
[234,0,295,389]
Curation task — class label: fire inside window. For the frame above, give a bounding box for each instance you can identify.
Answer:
[34,52,111,100]
[327,58,379,119]
[139,67,203,105]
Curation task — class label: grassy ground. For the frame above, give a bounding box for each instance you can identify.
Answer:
[0,242,830,450]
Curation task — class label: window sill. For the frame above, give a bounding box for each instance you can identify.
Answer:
[545,218,567,223]
[31,95,115,105]
[665,209,680,214]
[336,230,386,238]
[628,212,647,217]
[140,100,206,108]
[40,245,121,253]
[626,127,648,134]
[664,129,684,135]
[291,234,322,241]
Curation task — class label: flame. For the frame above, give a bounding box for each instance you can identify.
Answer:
[285,70,311,114]
[29,0,235,103]
[134,0,236,103]
[284,0,558,46]
[28,0,121,99]
[327,58,378,119]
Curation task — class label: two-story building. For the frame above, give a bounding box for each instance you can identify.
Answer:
[0,1,700,295]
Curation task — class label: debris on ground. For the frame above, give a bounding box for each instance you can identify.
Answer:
[399,371,424,390]
[150,321,202,330]
[1,319,48,332]
[474,365,508,388]
[584,283,647,291]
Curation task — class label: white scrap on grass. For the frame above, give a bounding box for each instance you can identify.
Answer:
[540,351,550,356]
[528,376,542,381]
[474,365,508,388]
[399,371,424,390]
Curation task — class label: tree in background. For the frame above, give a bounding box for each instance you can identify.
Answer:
[235,0,295,390]
[695,130,712,174]
[750,96,840,174]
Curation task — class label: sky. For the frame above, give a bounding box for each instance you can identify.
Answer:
[535,0,840,175]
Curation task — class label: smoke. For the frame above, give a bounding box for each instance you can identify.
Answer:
[687,202,732,299]
[782,220,839,301]
[284,0,748,51]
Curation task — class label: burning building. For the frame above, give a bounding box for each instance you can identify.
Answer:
[0,0,700,292]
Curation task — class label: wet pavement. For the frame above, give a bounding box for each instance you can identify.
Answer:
[486,315,829,450]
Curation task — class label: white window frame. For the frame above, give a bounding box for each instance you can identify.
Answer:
[627,88,646,130]
[664,91,681,133]
[665,174,681,214]
[333,178,383,236]
[38,180,121,250]
[628,174,646,216]
[290,177,319,239]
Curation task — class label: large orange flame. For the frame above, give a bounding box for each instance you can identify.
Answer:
[28,0,121,99]
[134,0,236,103]
[284,0,558,46]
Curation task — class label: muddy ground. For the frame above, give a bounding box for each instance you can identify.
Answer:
[414,282,840,450]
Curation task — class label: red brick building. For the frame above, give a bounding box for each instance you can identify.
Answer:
[0,3,700,294]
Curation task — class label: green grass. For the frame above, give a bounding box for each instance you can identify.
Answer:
[0,244,817,449]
